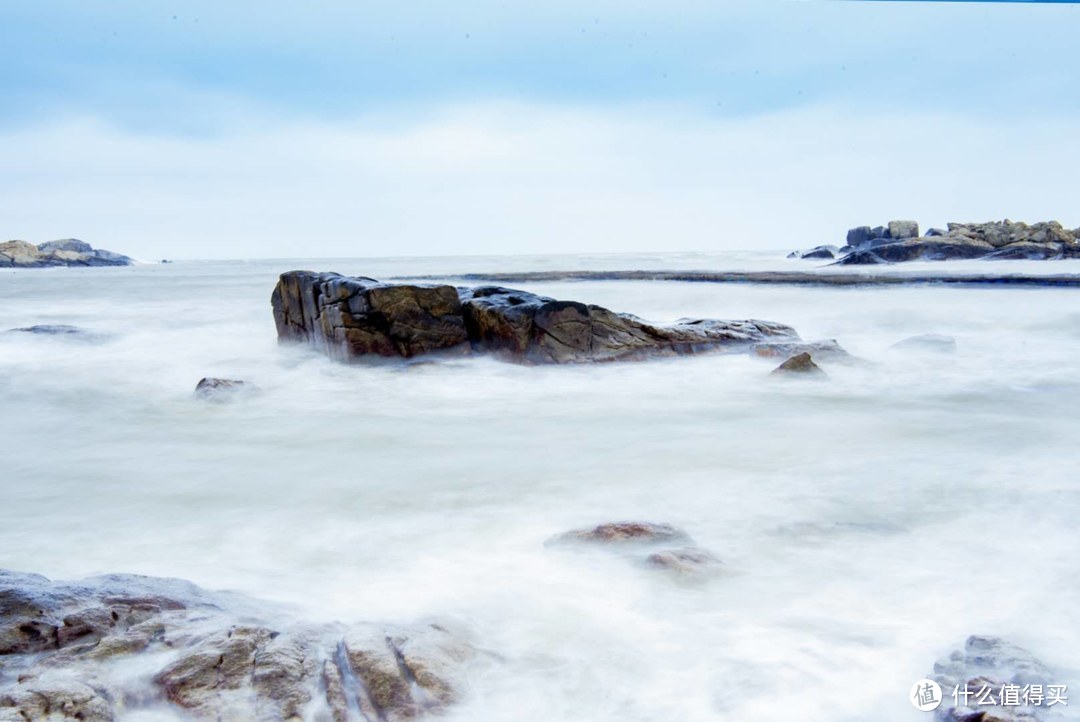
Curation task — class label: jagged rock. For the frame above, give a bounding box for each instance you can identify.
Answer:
[193,377,259,401]
[771,352,826,377]
[751,339,849,362]
[0,240,132,268]
[273,272,804,365]
[888,220,920,240]
[547,522,691,547]
[891,334,957,353]
[0,570,477,722]
[929,636,1058,721]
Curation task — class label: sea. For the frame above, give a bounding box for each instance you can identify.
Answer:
[2,251,1079,721]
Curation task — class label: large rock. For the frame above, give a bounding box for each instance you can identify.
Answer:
[888,220,920,240]
[0,239,132,268]
[0,570,477,722]
[273,272,805,365]
[835,236,996,265]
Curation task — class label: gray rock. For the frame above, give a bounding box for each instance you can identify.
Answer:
[891,334,957,353]
[273,272,803,365]
[925,227,947,237]
[888,220,920,240]
[846,226,874,248]
[4,325,113,343]
[0,570,477,722]
[193,377,259,401]
[835,236,997,264]
[38,239,94,254]
[771,352,826,377]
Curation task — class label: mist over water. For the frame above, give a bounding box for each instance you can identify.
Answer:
[2,253,1079,721]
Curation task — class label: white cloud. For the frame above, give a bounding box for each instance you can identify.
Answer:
[2,102,1078,259]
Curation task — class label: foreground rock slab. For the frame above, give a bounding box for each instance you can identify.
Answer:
[272,271,814,365]
[0,570,477,722]
[0,239,133,268]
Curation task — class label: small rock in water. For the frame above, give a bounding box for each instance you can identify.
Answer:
[5,325,113,343]
[891,333,957,353]
[193,377,259,400]
[546,521,692,547]
[644,547,724,576]
[771,352,827,377]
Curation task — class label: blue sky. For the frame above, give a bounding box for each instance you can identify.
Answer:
[2,1,1078,258]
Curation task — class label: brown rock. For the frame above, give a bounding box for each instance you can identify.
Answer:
[771,352,826,377]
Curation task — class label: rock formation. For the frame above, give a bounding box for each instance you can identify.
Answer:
[771,352,826,377]
[791,219,1080,264]
[0,570,478,722]
[0,239,133,268]
[272,271,828,365]
[194,377,259,401]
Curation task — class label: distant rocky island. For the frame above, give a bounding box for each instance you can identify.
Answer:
[790,219,1080,264]
[0,239,133,268]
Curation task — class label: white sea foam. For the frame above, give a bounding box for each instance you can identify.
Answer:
[1,253,1078,721]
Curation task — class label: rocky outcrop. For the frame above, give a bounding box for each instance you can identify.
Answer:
[771,352,826,377]
[929,636,1062,721]
[272,271,819,365]
[0,570,478,722]
[793,219,1080,264]
[0,239,133,268]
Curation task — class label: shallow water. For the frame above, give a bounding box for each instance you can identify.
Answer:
[1,253,1079,721]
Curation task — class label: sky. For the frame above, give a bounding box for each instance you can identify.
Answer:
[2,1,1079,260]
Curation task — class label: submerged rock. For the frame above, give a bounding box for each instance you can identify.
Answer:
[272,271,806,365]
[788,245,837,260]
[751,339,849,362]
[0,239,133,268]
[5,325,113,343]
[891,334,957,353]
[547,522,692,546]
[0,570,477,722]
[771,352,826,377]
[193,377,259,400]
[929,635,1060,721]
[644,547,724,576]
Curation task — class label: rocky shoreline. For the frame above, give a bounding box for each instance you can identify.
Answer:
[790,219,1080,264]
[272,271,843,365]
[3,560,1066,722]
[0,240,132,268]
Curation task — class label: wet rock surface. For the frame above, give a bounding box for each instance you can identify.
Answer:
[793,219,1080,264]
[0,570,478,722]
[929,636,1066,722]
[0,239,133,268]
[273,271,807,365]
